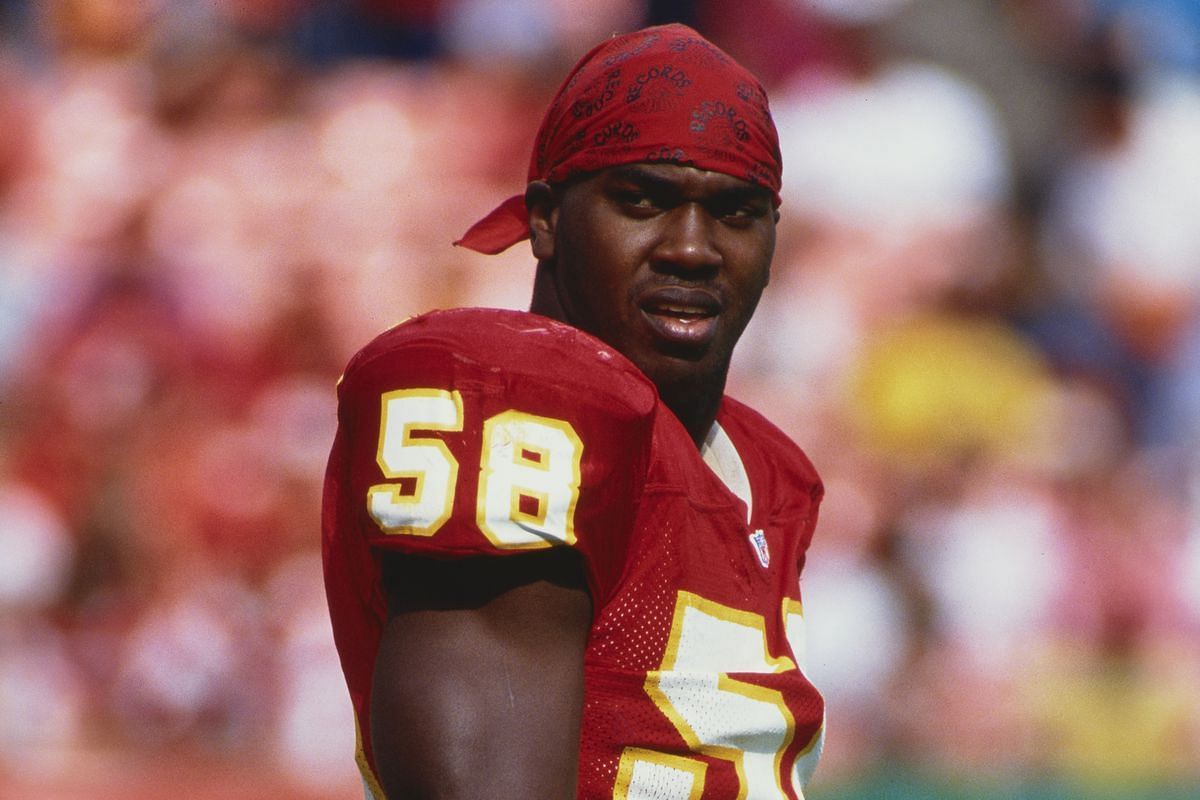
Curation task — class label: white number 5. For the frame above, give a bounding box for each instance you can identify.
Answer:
[617,593,822,800]
[367,388,583,548]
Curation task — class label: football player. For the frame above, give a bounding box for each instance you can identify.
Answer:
[323,23,825,800]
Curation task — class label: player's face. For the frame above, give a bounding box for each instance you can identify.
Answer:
[533,163,777,395]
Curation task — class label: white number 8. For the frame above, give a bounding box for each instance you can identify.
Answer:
[478,410,583,548]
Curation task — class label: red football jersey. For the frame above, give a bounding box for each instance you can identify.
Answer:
[322,308,825,799]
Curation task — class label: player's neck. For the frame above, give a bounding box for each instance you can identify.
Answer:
[529,267,563,321]
[658,378,723,449]
[528,264,724,448]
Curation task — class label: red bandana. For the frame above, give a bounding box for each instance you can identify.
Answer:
[455,23,783,255]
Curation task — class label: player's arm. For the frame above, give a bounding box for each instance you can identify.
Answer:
[340,312,653,797]
[370,548,592,800]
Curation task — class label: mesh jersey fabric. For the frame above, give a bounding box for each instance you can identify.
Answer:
[322,308,825,799]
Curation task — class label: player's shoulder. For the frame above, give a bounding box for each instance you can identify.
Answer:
[719,396,823,501]
[340,308,657,417]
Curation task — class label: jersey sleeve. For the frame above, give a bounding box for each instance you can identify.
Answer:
[328,308,658,600]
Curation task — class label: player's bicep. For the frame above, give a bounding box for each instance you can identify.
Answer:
[370,550,591,800]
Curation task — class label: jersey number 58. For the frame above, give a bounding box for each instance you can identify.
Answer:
[366,388,584,549]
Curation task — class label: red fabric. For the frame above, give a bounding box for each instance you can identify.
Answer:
[455,23,784,254]
[322,308,826,798]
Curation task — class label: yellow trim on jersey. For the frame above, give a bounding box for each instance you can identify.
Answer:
[644,591,801,800]
[660,592,797,673]
[781,596,803,618]
[476,409,583,550]
[614,747,707,800]
[369,388,463,537]
[355,713,388,800]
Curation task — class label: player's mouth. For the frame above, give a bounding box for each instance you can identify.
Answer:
[638,287,721,351]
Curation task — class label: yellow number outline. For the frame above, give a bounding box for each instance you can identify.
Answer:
[637,592,802,800]
[614,747,707,800]
[367,388,463,537]
[477,409,584,550]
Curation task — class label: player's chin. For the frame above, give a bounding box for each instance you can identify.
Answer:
[641,331,714,365]
[641,343,729,385]
[626,323,730,382]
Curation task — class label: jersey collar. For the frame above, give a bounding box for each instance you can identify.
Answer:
[699,421,753,524]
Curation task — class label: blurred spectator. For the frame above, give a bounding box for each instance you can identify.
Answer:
[1,1,1200,797]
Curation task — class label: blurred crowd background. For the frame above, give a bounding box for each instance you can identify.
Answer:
[1,0,1198,798]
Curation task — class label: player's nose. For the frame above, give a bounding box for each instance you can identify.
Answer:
[651,203,721,275]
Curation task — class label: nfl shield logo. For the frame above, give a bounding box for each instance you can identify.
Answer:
[748,529,770,568]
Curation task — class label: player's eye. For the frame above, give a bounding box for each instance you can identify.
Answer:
[716,198,769,225]
[613,188,662,215]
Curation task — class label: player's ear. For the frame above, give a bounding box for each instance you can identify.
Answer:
[526,180,558,261]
